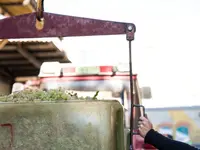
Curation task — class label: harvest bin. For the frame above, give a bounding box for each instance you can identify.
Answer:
[0,100,124,150]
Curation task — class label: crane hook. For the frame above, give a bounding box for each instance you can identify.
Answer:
[35,0,44,30]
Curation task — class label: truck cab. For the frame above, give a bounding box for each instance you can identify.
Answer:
[38,62,155,149]
[38,62,152,127]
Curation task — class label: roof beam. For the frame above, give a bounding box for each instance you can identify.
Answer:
[0,5,14,16]
[0,66,35,70]
[0,45,17,51]
[17,43,41,68]
[23,0,35,12]
[0,53,23,59]
[0,2,23,6]
[34,51,65,57]
[0,0,36,16]
[0,7,9,16]
[37,58,68,62]
[24,43,56,50]
[0,60,30,65]
[13,70,39,77]
[15,76,38,82]
[0,43,55,51]
[0,68,14,79]
[10,67,36,70]
[0,39,8,49]
[0,0,33,6]
[0,51,65,59]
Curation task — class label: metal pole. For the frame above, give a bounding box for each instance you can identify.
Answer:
[128,40,134,150]
[35,0,44,30]
[36,0,44,21]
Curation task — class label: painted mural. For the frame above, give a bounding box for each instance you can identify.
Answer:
[146,106,200,145]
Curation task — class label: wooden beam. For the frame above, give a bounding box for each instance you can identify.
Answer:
[0,51,65,59]
[0,53,23,59]
[29,0,36,10]
[17,43,41,68]
[15,76,38,82]
[0,7,10,16]
[25,4,35,12]
[0,43,56,51]
[0,6,14,16]
[0,7,3,14]
[0,45,17,51]
[0,59,69,66]
[24,1,35,12]
[0,66,36,70]
[0,68,13,79]
[0,0,36,17]
[9,66,36,70]
[0,39,8,49]
[13,70,39,77]
[37,58,67,62]
[0,60,30,65]
[24,43,56,50]
[23,0,31,6]
[34,51,65,57]
[0,2,23,6]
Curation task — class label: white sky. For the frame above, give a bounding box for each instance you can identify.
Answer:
[44,0,200,106]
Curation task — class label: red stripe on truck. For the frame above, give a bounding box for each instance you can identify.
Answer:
[40,75,137,82]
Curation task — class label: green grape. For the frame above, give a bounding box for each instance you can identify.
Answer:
[0,88,100,103]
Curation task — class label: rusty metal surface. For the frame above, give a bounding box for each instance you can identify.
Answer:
[0,12,135,39]
[0,100,124,150]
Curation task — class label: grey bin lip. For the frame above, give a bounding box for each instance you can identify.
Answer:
[0,99,121,104]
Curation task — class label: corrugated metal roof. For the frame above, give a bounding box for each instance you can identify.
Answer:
[0,38,65,51]
[5,38,61,42]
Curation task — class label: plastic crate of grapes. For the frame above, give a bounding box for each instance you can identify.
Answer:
[0,96,124,150]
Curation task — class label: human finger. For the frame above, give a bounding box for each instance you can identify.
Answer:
[138,123,143,129]
[138,121,143,125]
[138,127,142,132]
[140,116,148,122]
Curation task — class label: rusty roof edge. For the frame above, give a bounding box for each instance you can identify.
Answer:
[0,37,62,43]
[51,39,65,52]
[47,40,71,62]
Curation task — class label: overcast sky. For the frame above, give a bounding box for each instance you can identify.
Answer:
[44,0,200,107]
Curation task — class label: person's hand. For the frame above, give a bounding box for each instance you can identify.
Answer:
[138,116,153,138]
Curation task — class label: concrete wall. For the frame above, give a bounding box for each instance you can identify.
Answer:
[0,75,13,95]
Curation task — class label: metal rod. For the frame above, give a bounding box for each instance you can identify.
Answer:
[134,78,144,117]
[35,0,44,30]
[36,0,44,21]
[128,40,134,149]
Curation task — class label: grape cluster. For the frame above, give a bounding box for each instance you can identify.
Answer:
[0,88,99,103]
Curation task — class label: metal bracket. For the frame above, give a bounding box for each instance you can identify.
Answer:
[126,24,136,41]
[131,104,145,136]
[133,104,145,117]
